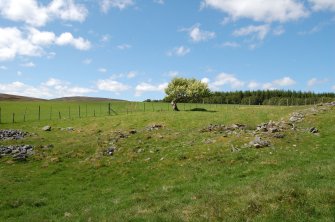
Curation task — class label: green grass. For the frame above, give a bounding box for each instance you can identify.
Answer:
[0,101,334,221]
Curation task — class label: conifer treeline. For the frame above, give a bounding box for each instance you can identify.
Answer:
[162,90,335,105]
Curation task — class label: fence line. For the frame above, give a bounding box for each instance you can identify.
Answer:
[0,101,317,124]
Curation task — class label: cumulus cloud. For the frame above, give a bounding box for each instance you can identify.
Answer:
[202,0,308,23]
[117,44,132,50]
[20,62,36,67]
[0,65,7,70]
[96,78,130,92]
[98,68,107,73]
[248,81,261,90]
[0,27,91,60]
[233,25,270,40]
[153,0,164,4]
[221,41,240,48]
[55,32,91,50]
[0,0,88,27]
[0,78,95,98]
[135,82,168,96]
[212,72,245,89]
[100,0,134,12]
[167,46,191,57]
[182,24,216,42]
[309,0,335,11]
[307,77,329,87]
[273,76,296,86]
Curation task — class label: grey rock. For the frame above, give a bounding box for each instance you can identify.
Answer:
[42,126,51,131]
[309,127,319,134]
[129,129,137,134]
[104,147,116,156]
[12,153,27,161]
[0,129,28,140]
[249,136,270,148]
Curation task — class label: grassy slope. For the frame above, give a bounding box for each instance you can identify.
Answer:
[0,103,334,221]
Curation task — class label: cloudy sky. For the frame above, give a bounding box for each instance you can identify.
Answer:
[0,0,334,100]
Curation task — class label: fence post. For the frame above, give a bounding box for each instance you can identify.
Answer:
[94,109,96,117]
[69,107,71,119]
[144,103,146,112]
[86,104,88,117]
[108,103,111,115]
[50,106,52,120]
[38,105,41,121]
[0,107,2,124]
[59,112,61,120]
[12,113,15,123]
[79,105,81,118]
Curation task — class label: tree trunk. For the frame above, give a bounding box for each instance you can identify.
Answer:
[171,101,179,111]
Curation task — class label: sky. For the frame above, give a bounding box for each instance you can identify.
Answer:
[0,0,334,101]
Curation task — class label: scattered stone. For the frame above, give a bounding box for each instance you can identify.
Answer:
[42,126,51,131]
[104,147,116,156]
[0,130,28,140]
[129,129,137,134]
[61,127,74,131]
[249,136,270,148]
[200,123,246,133]
[231,145,240,153]
[42,144,54,150]
[289,112,304,122]
[309,127,319,134]
[273,133,285,139]
[146,124,163,131]
[204,138,216,144]
[0,145,34,160]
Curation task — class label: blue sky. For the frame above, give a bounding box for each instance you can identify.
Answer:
[0,0,334,101]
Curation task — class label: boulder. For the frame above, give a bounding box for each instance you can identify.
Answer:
[249,136,270,148]
[42,126,51,131]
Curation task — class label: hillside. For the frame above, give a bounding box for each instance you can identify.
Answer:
[50,96,126,102]
[0,93,46,101]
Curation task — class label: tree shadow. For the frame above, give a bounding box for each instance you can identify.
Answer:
[186,108,217,113]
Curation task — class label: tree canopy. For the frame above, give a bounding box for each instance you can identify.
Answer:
[164,77,210,102]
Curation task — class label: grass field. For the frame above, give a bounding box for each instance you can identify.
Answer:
[0,101,334,221]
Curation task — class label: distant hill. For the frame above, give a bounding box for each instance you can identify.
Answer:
[0,93,46,101]
[0,94,126,102]
[50,96,126,102]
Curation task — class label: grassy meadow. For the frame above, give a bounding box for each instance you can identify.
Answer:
[0,101,334,221]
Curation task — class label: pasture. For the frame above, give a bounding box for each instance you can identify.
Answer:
[0,101,334,221]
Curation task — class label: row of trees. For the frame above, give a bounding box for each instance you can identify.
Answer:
[160,78,335,106]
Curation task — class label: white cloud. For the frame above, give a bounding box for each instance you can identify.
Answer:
[101,34,111,42]
[309,0,335,11]
[0,27,42,60]
[201,77,210,84]
[100,0,134,12]
[202,0,308,23]
[96,78,130,92]
[55,32,91,50]
[20,62,36,67]
[273,26,285,36]
[0,27,91,60]
[127,71,136,78]
[212,72,245,89]
[332,85,335,91]
[0,78,95,98]
[117,44,132,50]
[135,82,168,96]
[248,81,261,90]
[0,65,7,70]
[221,41,240,48]
[233,25,270,40]
[0,0,88,27]
[307,77,328,87]
[167,46,191,57]
[98,68,107,73]
[273,76,296,86]
[167,71,179,78]
[183,24,216,42]
[262,82,276,90]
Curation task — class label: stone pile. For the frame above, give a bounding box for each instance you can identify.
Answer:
[289,112,305,122]
[249,136,270,148]
[0,130,27,140]
[0,145,34,161]
[200,123,246,134]
[255,120,292,133]
[146,124,163,131]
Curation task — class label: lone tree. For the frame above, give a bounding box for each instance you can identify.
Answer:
[165,77,210,111]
